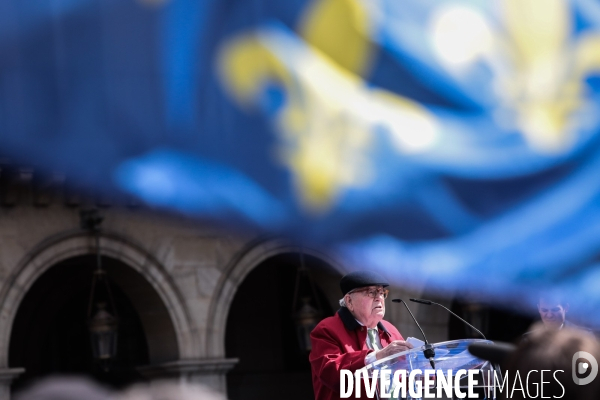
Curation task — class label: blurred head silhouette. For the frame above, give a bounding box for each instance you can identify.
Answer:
[14,377,226,400]
[504,323,600,400]
[14,377,112,400]
[117,381,226,400]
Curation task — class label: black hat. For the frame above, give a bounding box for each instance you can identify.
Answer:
[468,342,516,365]
[340,270,389,295]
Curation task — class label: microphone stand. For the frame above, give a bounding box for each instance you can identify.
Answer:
[392,299,436,369]
[411,299,494,397]
[410,298,487,339]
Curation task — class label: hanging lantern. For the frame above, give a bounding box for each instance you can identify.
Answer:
[462,302,489,339]
[89,301,118,360]
[293,297,321,352]
[291,249,322,352]
[81,209,119,366]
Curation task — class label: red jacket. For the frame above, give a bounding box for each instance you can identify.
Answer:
[309,307,404,400]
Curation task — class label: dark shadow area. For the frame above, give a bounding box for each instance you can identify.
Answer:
[225,253,340,400]
[448,300,534,343]
[9,256,149,392]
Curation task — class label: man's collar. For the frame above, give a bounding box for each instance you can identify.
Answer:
[337,307,390,334]
[354,319,375,328]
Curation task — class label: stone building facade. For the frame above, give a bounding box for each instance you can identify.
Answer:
[0,181,453,399]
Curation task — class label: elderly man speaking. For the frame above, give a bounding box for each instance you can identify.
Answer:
[309,271,412,400]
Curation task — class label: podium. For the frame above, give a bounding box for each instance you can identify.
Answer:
[364,339,498,400]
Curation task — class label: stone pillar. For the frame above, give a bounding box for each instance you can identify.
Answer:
[138,358,238,394]
[0,368,24,400]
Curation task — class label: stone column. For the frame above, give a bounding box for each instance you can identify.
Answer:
[138,358,238,394]
[0,368,24,400]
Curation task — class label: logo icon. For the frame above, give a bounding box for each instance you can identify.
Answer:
[572,351,598,385]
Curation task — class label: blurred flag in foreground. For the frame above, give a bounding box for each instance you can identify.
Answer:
[2,0,600,322]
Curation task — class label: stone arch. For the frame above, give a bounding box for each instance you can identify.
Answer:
[205,237,345,358]
[0,229,197,368]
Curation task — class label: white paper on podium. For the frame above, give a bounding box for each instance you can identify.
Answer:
[405,337,450,358]
[406,337,424,347]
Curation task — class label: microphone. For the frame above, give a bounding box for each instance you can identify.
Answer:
[410,298,487,340]
[392,299,435,369]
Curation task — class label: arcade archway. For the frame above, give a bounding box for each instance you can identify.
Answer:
[8,254,179,392]
[225,252,341,400]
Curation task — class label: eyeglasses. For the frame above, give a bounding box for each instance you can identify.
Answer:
[350,287,389,299]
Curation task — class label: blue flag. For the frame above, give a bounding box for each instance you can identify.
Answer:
[2,0,600,324]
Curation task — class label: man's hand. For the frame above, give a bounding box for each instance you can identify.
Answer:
[375,340,414,360]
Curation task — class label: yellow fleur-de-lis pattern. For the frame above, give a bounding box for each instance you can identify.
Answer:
[219,0,437,212]
[218,0,600,211]
[430,0,600,151]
